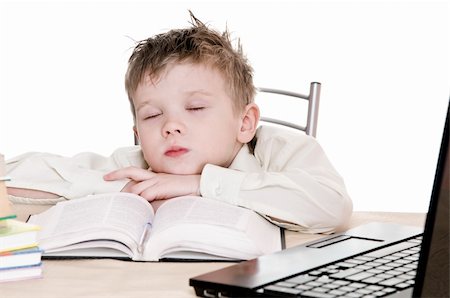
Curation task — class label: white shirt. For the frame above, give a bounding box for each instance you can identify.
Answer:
[6,126,352,233]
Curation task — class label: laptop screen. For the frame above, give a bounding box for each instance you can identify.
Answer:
[413,103,449,297]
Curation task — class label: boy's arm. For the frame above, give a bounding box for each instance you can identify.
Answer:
[199,127,353,234]
[5,149,138,199]
[7,187,60,199]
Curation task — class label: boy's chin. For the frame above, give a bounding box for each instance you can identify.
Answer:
[156,166,202,175]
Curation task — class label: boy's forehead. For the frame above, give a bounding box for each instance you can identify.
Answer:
[130,62,240,113]
[138,62,229,90]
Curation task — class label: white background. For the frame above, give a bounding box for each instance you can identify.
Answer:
[0,0,448,212]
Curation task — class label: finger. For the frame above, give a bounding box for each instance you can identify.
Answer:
[104,167,154,182]
[140,182,181,201]
[128,179,158,197]
[121,180,138,193]
[139,179,173,202]
[141,187,164,202]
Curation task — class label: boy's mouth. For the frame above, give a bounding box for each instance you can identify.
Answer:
[164,146,189,157]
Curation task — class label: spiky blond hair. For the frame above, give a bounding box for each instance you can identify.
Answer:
[125,11,256,121]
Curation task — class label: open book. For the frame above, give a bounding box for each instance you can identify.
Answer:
[28,193,283,261]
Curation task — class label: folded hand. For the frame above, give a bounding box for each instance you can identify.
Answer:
[104,167,201,202]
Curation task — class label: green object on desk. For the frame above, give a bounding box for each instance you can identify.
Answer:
[0,214,17,222]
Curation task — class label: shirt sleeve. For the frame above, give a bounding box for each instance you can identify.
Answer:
[200,126,353,234]
[5,147,145,199]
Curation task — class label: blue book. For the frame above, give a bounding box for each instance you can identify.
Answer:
[0,247,43,270]
[0,263,42,283]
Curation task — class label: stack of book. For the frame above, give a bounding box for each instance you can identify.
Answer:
[0,219,43,282]
[0,153,43,282]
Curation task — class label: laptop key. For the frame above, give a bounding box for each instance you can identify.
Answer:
[379,277,404,286]
[395,267,411,273]
[309,270,323,276]
[374,273,394,280]
[405,256,419,262]
[366,269,383,274]
[382,287,396,293]
[275,281,296,288]
[335,261,357,268]
[346,259,366,265]
[339,285,358,292]
[305,281,324,287]
[355,288,374,295]
[263,285,302,296]
[300,290,334,298]
[362,277,384,284]
[345,293,364,298]
[322,283,340,290]
[396,282,413,289]
[384,270,402,276]
[330,268,362,279]
[376,265,393,271]
[366,285,383,291]
[311,287,329,293]
[354,265,371,271]
[346,271,374,281]
[285,274,316,284]
[405,263,418,269]
[385,262,403,268]
[348,282,366,288]
[296,284,313,291]
[328,289,346,296]
[333,280,350,286]
[385,255,401,261]
[409,238,422,244]
[373,258,390,264]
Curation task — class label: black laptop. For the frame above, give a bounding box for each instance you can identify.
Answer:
[190,103,449,298]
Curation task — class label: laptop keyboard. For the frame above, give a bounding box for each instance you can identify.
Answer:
[261,236,421,297]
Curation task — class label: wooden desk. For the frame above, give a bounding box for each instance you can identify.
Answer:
[1,204,426,298]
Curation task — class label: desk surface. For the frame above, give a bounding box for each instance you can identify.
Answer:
[1,204,426,298]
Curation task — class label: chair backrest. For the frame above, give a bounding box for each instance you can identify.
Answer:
[257,82,321,137]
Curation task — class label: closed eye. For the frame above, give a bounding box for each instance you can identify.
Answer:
[144,113,162,120]
[187,107,205,112]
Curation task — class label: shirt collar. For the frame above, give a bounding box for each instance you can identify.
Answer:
[229,144,262,172]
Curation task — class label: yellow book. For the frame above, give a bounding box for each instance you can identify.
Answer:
[0,219,40,253]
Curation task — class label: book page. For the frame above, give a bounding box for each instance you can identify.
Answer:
[151,196,249,234]
[29,193,154,254]
[143,196,281,260]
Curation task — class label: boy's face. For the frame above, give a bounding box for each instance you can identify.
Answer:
[133,62,244,175]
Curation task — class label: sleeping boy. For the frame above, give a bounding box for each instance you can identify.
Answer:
[6,13,352,233]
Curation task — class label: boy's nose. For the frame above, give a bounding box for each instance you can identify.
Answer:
[162,120,185,137]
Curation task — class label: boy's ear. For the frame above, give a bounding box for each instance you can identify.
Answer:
[133,126,140,145]
[238,103,260,143]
